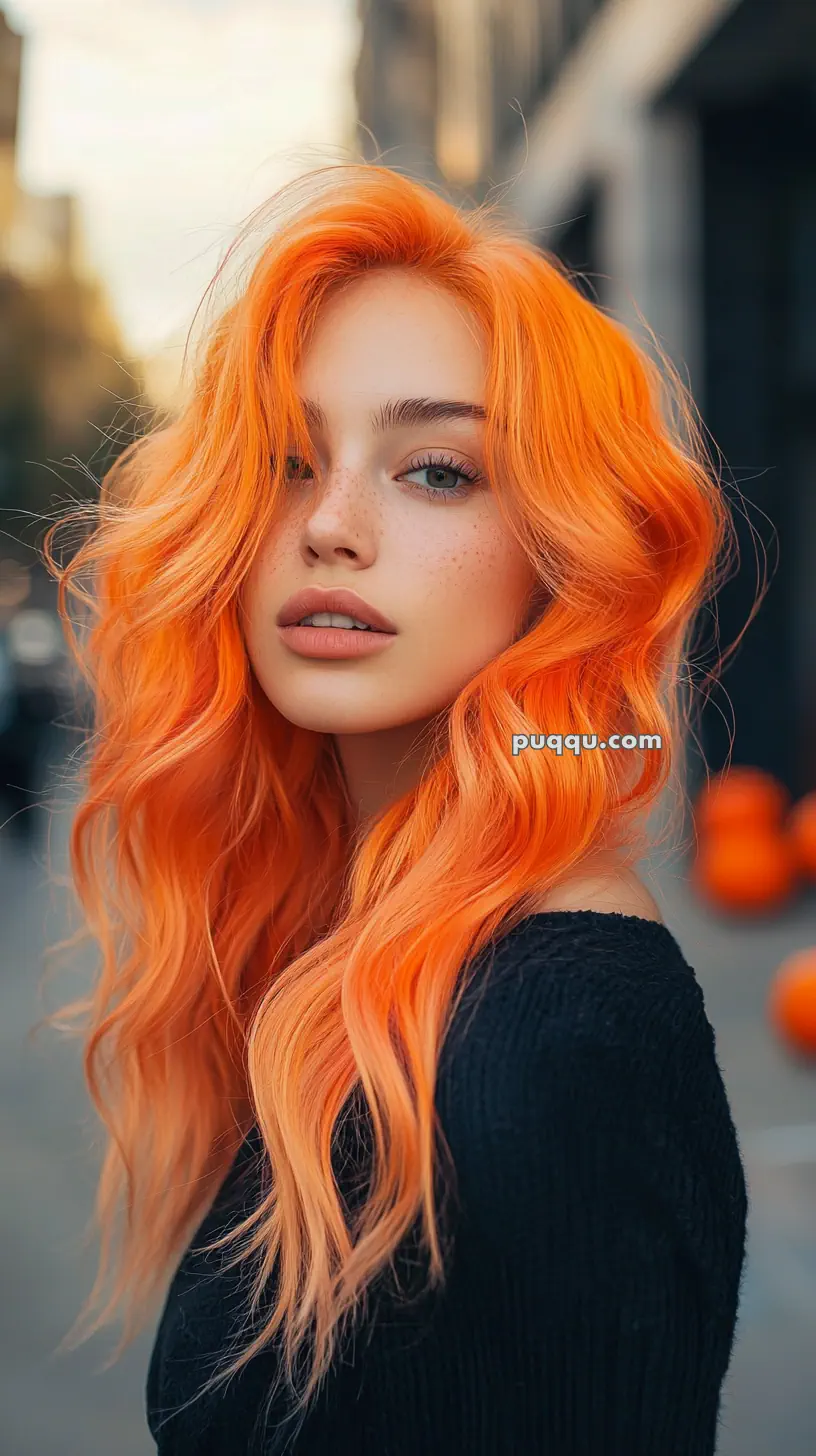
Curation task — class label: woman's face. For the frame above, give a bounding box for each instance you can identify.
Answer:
[241,267,537,738]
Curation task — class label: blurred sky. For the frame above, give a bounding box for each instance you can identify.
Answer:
[4,0,360,356]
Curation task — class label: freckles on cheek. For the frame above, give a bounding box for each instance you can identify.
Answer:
[424,522,510,616]
[405,534,472,620]
[252,518,299,597]
[264,512,300,556]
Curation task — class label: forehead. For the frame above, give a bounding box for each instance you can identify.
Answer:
[297,270,488,405]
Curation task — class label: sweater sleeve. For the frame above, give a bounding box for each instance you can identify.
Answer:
[498,989,748,1455]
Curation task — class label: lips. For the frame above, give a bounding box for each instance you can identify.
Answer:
[276,587,397,634]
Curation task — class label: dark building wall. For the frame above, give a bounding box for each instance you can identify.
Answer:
[547,184,603,307]
[353,0,438,178]
[651,0,816,797]
[695,86,816,795]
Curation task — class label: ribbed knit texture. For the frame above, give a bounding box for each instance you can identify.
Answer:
[146,909,748,1454]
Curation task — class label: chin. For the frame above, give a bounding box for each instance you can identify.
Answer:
[271,686,448,739]
[270,696,399,737]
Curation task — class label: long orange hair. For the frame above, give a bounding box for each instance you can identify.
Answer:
[37,162,741,1431]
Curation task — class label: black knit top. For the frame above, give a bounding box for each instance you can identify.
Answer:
[146,909,748,1454]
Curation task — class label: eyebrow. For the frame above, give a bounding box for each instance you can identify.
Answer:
[298,397,487,434]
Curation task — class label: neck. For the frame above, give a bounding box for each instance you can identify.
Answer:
[334,715,443,832]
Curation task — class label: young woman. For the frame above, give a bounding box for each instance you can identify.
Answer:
[43,163,748,1454]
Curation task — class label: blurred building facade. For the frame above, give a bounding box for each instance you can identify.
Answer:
[355,0,816,799]
[0,2,20,236]
[0,7,142,543]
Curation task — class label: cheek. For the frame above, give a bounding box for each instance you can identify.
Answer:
[240,558,281,668]
[241,526,292,627]
[415,518,535,639]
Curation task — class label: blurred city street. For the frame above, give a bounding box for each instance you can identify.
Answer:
[1,752,815,1454]
[0,0,815,1452]
[1,750,155,1456]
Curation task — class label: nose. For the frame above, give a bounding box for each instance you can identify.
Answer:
[299,467,378,566]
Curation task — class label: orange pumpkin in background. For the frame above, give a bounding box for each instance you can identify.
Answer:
[769,948,816,1057]
[694,767,790,838]
[691,828,798,914]
[787,791,816,879]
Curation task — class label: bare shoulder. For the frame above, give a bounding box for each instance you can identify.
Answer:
[529,862,664,923]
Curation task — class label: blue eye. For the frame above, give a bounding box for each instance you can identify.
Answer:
[274,451,484,501]
[400,453,483,502]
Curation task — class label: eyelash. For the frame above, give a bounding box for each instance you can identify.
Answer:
[401,451,483,502]
[279,451,484,503]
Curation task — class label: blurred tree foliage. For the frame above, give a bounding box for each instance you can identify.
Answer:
[0,265,150,549]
